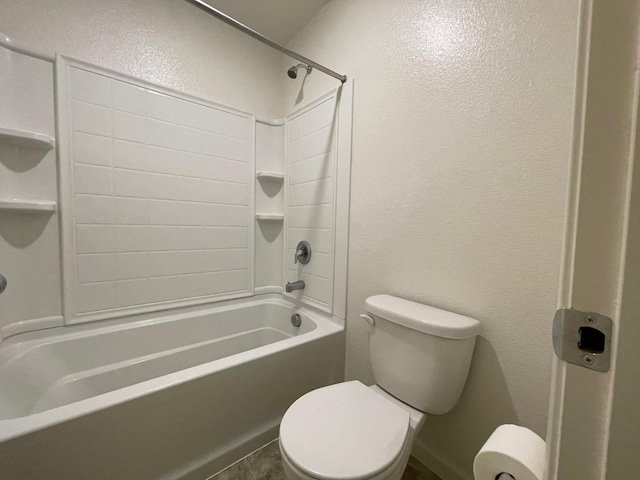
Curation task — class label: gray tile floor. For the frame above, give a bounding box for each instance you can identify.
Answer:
[211,440,442,480]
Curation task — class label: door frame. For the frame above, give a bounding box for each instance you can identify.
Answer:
[546,1,640,478]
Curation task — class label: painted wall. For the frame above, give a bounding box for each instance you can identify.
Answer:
[282,1,580,477]
[0,0,283,118]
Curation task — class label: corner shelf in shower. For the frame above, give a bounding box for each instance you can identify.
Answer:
[0,127,55,150]
[0,199,58,214]
[256,171,285,181]
[255,213,284,221]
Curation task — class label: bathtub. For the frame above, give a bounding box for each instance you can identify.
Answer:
[0,294,344,480]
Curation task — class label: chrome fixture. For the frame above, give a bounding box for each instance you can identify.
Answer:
[288,64,312,79]
[184,0,347,83]
[286,280,305,293]
[291,313,302,327]
[294,241,311,264]
[0,273,6,295]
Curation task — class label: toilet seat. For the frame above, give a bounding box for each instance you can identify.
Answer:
[279,381,411,480]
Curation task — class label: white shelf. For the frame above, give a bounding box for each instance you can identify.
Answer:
[0,127,55,150]
[0,199,57,214]
[256,213,284,221]
[256,171,284,181]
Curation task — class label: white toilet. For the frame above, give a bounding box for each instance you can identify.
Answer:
[279,294,481,480]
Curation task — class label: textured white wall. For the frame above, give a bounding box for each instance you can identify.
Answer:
[282,1,579,477]
[0,0,283,118]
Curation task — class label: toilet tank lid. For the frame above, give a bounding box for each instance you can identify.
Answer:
[365,295,481,339]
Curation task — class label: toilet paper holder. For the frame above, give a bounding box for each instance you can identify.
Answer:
[497,474,515,480]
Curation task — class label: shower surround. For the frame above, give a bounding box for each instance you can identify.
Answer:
[59,58,254,322]
[0,27,352,480]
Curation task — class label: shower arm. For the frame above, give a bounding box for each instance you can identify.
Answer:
[184,0,347,83]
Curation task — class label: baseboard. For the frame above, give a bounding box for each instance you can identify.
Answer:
[412,437,473,480]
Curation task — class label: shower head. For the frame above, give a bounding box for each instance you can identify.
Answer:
[287,64,312,79]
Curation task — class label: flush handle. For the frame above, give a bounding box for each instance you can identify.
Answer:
[360,314,375,326]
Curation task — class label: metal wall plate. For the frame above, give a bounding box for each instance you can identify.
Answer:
[294,241,311,264]
[553,308,613,372]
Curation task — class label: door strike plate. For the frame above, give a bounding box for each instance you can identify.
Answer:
[552,308,613,372]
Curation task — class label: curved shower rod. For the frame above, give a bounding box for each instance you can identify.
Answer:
[184,0,347,83]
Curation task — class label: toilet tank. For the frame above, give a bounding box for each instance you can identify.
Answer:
[365,295,481,415]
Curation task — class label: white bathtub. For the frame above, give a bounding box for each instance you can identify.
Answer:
[0,294,344,480]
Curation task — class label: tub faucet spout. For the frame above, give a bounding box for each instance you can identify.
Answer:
[286,280,305,293]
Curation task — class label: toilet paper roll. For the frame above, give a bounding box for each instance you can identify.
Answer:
[473,424,546,480]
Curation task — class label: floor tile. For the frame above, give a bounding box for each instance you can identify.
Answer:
[210,440,441,480]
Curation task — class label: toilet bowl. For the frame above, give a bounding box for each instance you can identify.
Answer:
[280,381,425,480]
[279,295,481,480]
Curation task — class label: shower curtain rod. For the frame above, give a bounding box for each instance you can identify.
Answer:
[184,0,347,83]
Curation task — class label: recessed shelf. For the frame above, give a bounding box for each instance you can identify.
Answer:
[0,199,58,214]
[0,127,55,150]
[256,171,284,181]
[256,213,284,221]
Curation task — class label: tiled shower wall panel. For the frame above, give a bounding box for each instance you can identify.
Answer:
[68,66,252,315]
[286,95,337,311]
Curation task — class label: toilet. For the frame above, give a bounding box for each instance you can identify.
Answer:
[279,294,481,480]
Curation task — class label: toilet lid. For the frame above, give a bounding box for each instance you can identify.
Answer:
[280,381,410,480]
